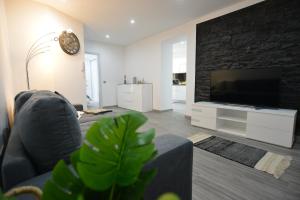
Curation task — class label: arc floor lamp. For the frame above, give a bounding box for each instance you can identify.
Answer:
[25,30,80,90]
[25,32,57,90]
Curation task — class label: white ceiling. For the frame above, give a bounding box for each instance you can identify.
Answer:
[34,0,244,45]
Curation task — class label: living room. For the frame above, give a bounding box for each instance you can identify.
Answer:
[0,0,300,199]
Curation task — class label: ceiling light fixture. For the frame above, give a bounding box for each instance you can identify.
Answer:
[105,34,110,39]
[130,19,135,24]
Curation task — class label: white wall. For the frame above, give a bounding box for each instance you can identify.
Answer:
[124,20,195,112]
[173,40,187,74]
[85,41,124,107]
[124,0,264,115]
[160,40,173,110]
[124,38,161,109]
[0,0,14,143]
[5,0,86,106]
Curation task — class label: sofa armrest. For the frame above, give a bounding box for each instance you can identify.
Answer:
[2,133,37,191]
[144,134,193,200]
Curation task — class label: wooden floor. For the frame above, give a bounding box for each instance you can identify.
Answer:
[112,106,300,200]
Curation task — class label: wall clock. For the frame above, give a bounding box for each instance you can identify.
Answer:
[58,31,80,55]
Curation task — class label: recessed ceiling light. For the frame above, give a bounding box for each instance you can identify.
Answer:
[130,19,135,24]
[105,34,110,39]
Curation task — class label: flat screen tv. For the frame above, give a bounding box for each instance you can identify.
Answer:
[210,68,281,108]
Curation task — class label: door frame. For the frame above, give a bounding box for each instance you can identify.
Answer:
[85,52,103,108]
[161,35,187,111]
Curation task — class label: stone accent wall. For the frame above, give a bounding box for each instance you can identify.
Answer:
[195,0,300,136]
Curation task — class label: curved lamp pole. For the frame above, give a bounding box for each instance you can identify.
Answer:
[25,32,58,90]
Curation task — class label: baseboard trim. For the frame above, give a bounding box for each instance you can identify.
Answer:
[153,109,173,112]
[103,105,118,109]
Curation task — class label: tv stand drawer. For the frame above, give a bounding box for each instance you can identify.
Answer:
[247,125,293,148]
[192,106,216,118]
[248,112,294,132]
[191,116,216,130]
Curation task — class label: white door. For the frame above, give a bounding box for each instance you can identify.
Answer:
[100,54,121,107]
[84,53,101,108]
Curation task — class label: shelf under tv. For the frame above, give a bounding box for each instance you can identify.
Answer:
[217,116,247,123]
[217,127,246,137]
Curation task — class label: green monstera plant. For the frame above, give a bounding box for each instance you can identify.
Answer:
[41,111,178,200]
[1,112,179,200]
[42,111,157,200]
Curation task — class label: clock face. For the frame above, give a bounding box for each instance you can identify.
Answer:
[59,31,80,55]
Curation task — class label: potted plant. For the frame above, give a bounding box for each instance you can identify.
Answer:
[1,112,180,200]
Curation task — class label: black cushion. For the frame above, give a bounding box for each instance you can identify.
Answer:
[54,91,78,117]
[14,91,36,115]
[15,91,82,173]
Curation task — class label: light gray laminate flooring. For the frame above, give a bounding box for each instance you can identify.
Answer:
[106,106,300,200]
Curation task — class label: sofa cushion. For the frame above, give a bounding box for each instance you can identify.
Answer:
[14,91,36,115]
[16,91,82,173]
[54,91,78,117]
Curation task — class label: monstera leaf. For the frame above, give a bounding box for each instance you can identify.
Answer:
[117,169,157,200]
[42,158,84,200]
[77,112,156,192]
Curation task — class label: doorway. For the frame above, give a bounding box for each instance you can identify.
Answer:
[84,53,101,108]
[161,37,187,114]
[172,40,187,114]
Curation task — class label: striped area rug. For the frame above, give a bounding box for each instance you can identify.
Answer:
[189,133,292,179]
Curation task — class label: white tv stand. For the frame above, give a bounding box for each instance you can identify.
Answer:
[191,102,297,148]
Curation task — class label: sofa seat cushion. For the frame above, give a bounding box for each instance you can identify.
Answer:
[16,91,82,173]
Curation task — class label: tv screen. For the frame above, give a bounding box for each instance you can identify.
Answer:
[210,69,281,107]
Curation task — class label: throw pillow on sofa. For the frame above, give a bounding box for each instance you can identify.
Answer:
[15,91,82,173]
[54,91,78,117]
[14,90,36,115]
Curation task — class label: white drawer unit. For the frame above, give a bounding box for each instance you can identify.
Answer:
[117,84,153,112]
[191,117,216,130]
[192,106,217,118]
[191,106,217,129]
[247,125,293,148]
[191,102,297,148]
[247,112,295,132]
[247,112,296,147]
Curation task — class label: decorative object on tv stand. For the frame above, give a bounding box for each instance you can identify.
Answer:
[25,30,80,90]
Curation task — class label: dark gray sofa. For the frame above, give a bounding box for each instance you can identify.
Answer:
[1,91,193,200]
